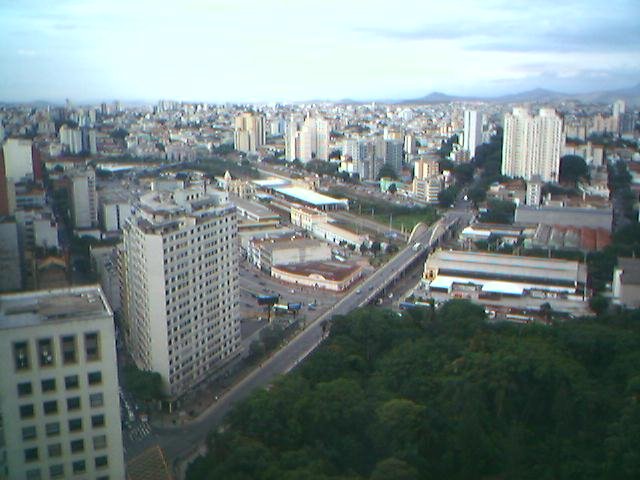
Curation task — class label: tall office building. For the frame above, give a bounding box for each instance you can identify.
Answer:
[502,107,563,183]
[463,110,482,160]
[0,286,125,480]
[69,169,98,229]
[233,112,265,153]
[121,186,241,397]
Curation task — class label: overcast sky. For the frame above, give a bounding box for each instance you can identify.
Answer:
[1,0,638,103]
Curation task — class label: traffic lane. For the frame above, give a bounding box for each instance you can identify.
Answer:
[163,322,326,460]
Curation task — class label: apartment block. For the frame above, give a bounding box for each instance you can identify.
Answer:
[120,186,241,398]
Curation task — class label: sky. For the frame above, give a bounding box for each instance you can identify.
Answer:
[0,0,638,103]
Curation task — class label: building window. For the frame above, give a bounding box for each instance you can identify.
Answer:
[89,392,104,408]
[38,338,54,367]
[49,464,64,478]
[93,435,107,450]
[47,443,62,458]
[20,404,35,419]
[64,374,79,390]
[88,371,102,385]
[45,422,60,437]
[43,400,58,415]
[61,335,77,364]
[95,455,108,469]
[26,469,41,480]
[66,396,81,411]
[72,460,86,474]
[91,414,105,428]
[13,341,30,370]
[85,332,100,361]
[24,447,38,462]
[22,426,37,441]
[70,439,84,453]
[68,418,82,432]
[18,381,33,397]
[41,378,56,393]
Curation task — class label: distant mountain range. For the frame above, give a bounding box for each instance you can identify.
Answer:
[396,83,640,106]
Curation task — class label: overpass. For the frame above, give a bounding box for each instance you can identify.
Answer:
[126,211,471,475]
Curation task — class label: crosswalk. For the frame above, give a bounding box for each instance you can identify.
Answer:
[127,422,152,442]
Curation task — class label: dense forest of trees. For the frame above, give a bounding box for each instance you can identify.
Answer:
[187,301,640,480]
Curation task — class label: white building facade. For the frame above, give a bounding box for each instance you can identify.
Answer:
[121,186,241,397]
[502,108,563,183]
[0,286,125,480]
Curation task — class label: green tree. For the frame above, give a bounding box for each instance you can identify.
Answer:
[387,183,398,195]
[370,458,419,480]
[378,163,398,180]
[437,186,458,208]
[121,364,164,402]
[559,155,589,185]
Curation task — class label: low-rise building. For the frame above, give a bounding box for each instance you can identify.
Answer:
[612,257,640,309]
[422,250,589,316]
[290,205,368,250]
[271,260,364,291]
[248,236,332,272]
[515,205,613,231]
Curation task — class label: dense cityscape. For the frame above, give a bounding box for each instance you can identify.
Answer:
[1,1,640,480]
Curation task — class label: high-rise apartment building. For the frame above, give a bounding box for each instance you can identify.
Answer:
[414,158,440,180]
[2,138,34,182]
[120,186,241,398]
[233,112,265,153]
[69,169,98,229]
[0,286,125,480]
[463,110,482,160]
[502,107,563,183]
[287,116,330,163]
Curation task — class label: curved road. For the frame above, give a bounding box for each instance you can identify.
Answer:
[126,212,470,471]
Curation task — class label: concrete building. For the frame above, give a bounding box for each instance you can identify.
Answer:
[414,158,439,180]
[15,209,60,251]
[526,175,543,206]
[412,177,443,204]
[69,169,98,229]
[121,186,241,397]
[290,205,368,250]
[0,218,22,292]
[247,237,332,272]
[515,205,613,231]
[502,108,563,182]
[0,286,125,480]
[287,116,330,162]
[90,245,122,314]
[271,261,364,292]
[463,110,482,160]
[612,257,640,309]
[2,138,34,182]
[234,112,265,153]
[59,126,83,155]
[422,250,589,315]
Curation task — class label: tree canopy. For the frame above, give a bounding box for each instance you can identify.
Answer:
[187,302,640,480]
[559,155,589,185]
[121,364,164,402]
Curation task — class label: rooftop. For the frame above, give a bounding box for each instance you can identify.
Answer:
[426,250,586,283]
[273,186,348,207]
[273,260,362,282]
[0,286,111,330]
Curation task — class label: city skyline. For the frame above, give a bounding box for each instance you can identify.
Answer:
[1,0,639,103]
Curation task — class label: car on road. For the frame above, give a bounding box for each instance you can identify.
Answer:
[356,289,362,294]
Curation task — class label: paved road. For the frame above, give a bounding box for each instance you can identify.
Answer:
[126,212,471,472]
